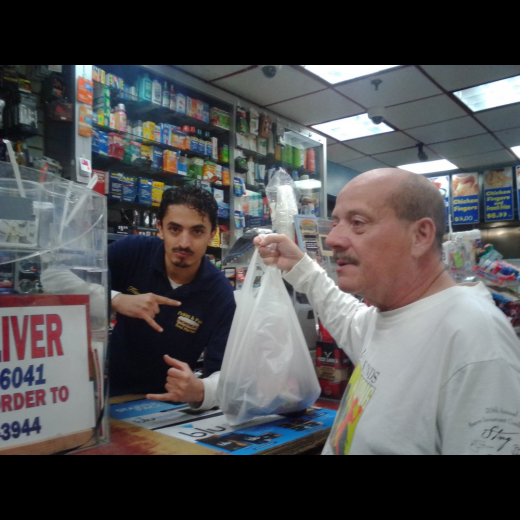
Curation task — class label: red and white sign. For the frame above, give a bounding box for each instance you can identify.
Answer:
[0,295,96,451]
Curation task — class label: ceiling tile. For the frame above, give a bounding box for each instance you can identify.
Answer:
[494,128,520,148]
[429,134,504,159]
[213,67,326,106]
[420,65,520,92]
[406,117,487,144]
[345,132,418,155]
[373,147,443,167]
[475,104,520,132]
[269,90,363,126]
[172,65,252,81]
[385,95,468,130]
[339,157,392,173]
[327,143,365,163]
[451,149,517,169]
[334,66,442,108]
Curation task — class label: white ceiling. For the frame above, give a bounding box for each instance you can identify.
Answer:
[171,65,520,174]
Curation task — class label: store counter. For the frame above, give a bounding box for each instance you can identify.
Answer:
[72,396,339,456]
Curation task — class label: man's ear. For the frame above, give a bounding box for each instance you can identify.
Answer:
[411,218,436,258]
[207,228,217,245]
[157,220,164,240]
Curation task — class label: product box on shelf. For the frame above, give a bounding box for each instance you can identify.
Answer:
[203,161,218,183]
[152,181,165,207]
[122,175,137,203]
[143,121,156,142]
[93,130,109,156]
[177,156,188,176]
[163,150,178,174]
[152,147,163,171]
[92,169,108,195]
[108,133,125,160]
[138,178,153,206]
[188,157,204,180]
[141,145,153,163]
[210,107,231,130]
[129,141,142,164]
[109,171,124,200]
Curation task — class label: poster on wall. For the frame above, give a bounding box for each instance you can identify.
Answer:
[0,295,96,454]
[429,176,450,227]
[452,173,480,225]
[484,168,513,222]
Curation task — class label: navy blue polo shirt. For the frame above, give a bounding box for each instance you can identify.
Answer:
[108,236,236,397]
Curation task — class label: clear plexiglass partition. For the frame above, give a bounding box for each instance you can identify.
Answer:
[0,161,109,454]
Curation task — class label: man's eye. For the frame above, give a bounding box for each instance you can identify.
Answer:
[352,220,364,227]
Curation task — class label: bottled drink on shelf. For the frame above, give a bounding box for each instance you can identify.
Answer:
[169,85,176,111]
[115,103,127,133]
[152,78,162,105]
[162,81,170,107]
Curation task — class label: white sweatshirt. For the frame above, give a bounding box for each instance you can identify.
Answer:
[284,255,520,456]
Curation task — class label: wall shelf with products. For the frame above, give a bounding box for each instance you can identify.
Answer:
[85,65,234,260]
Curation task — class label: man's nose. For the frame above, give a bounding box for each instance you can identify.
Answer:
[179,231,192,249]
[326,223,350,250]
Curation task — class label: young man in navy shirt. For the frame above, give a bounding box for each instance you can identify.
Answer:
[109,186,235,410]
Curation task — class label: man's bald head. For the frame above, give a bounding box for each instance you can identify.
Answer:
[343,168,447,252]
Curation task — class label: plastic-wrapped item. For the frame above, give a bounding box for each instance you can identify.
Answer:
[218,248,321,426]
[266,169,300,240]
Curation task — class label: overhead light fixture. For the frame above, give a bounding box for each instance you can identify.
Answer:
[300,65,401,85]
[454,75,520,112]
[417,143,429,162]
[511,146,520,159]
[398,160,458,175]
[312,114,394,141]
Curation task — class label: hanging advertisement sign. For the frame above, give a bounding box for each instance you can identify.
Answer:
[484,167,513,222]
[452,173,480,225]
[0,295,96,454]
[429,176,450,227]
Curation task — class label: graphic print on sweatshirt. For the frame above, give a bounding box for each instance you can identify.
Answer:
[329,358,378,455]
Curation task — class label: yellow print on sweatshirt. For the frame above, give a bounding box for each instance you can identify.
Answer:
[329,364,375,455]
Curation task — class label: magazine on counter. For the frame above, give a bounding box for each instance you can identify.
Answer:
[110,399,337,455]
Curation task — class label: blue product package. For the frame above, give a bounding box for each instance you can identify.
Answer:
[98,130,109,156]
[218,202,230,219]
[122,175,137,203]
[138,178,153,206]
[92,128,100,154]
[152,146,163,171]
[201,181,213,194]
[109,172,124,200]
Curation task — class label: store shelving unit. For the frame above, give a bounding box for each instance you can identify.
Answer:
[79,65,233,261]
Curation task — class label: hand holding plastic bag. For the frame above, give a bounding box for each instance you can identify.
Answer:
[217,248,321,426]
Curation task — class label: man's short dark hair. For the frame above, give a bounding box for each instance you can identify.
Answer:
[158,185,218,231]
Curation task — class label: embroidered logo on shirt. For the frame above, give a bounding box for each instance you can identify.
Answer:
[175,311,203,334]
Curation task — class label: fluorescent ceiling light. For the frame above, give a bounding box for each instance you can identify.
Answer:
[398,160,458,175]
[454,75,520,112]
[301,65,401,84]
[511,146,520,159]
[312,114,394,141]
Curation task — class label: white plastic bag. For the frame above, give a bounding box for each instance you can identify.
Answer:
[217,248,321,426]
